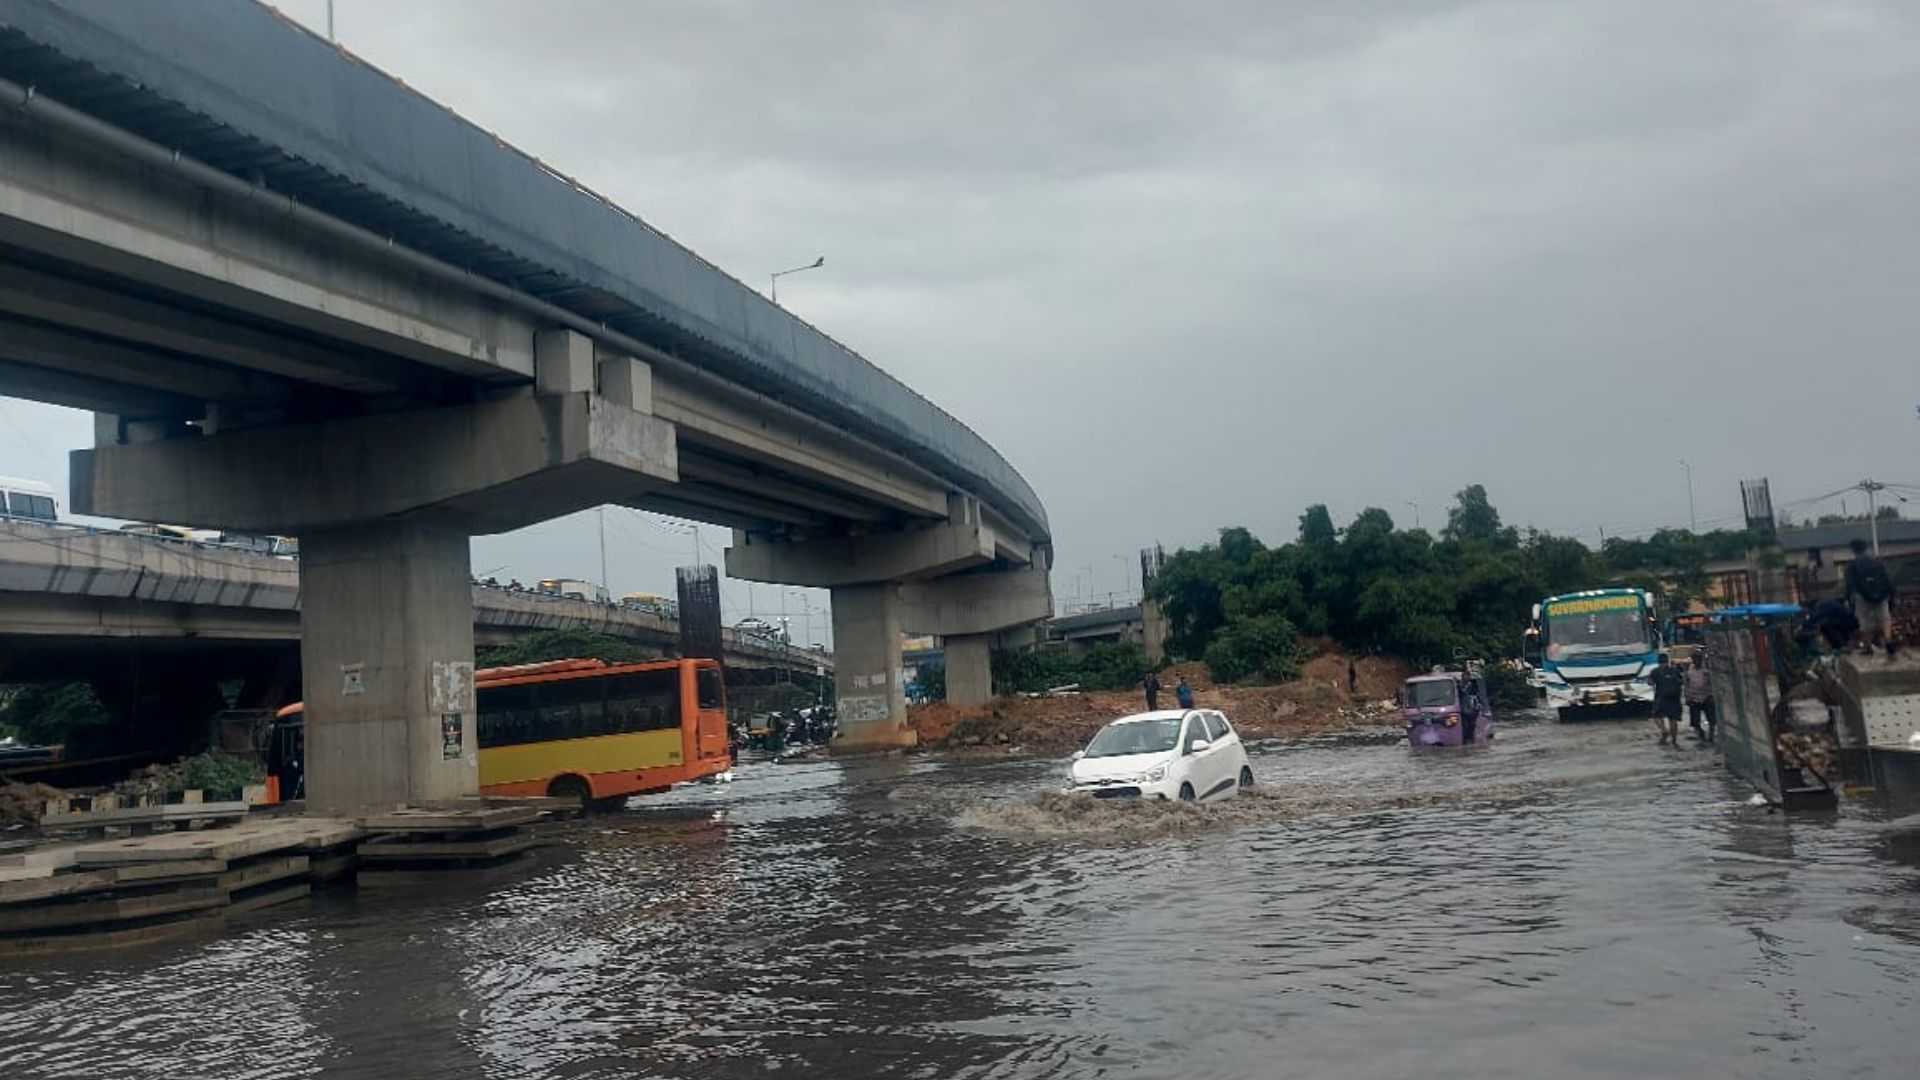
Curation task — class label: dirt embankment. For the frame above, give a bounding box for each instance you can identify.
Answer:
[910,648,1410,757]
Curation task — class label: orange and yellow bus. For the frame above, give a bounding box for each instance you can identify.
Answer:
[274,656,731,807]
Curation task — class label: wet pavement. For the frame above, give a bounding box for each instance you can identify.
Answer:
[3,711,1918,1079]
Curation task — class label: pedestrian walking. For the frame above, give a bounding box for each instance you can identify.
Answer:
[1648,652,1685,746]
[1143,671,1162,711]
[1683,656,1714,743]
[1174,679,1194,710]
[1844,538,1898,655]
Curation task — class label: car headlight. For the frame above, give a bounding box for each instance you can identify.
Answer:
[1145,764,1167,782]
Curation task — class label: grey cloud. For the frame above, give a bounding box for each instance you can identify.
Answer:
[9,0,1917,618]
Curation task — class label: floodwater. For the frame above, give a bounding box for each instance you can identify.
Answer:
[4,712,1919,1079]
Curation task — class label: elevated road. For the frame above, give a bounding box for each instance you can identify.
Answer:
[0,0,1049,808]
[0,520,828,673]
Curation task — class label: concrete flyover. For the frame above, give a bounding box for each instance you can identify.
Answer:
[0,0,1051,811]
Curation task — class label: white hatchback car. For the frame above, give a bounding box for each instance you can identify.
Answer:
[1065,709,1254,802]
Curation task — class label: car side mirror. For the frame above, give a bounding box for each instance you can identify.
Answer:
[1188,738,1211,754]
[1070,750,1085,761]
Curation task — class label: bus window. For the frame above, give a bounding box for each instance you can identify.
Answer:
[606,668,680,732]
[697,666,724,710]
[478,684,536,748]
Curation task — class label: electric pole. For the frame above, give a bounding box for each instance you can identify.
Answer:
[1860,479,1886,554]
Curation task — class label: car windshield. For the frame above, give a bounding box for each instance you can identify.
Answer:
[1083,717,1182,758]
[1545,607,1646,655]
[1406,680,1457,708]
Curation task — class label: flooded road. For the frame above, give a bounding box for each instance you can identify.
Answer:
[4,712,1918,1079]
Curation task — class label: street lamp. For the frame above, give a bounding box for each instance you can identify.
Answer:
[1404,500,1421,529]
[1678,460,1697,532]
[769,256,824,303]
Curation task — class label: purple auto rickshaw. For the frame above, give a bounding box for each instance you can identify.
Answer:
[1401,671,1494,747]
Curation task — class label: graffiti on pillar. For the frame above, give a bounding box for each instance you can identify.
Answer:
[838,694,891,724]
[340,662,365,696]
[441,713,464,759]
[430,660,475,714]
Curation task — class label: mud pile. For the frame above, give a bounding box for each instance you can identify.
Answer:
[0,782,63,828]
[909,646,1410,757]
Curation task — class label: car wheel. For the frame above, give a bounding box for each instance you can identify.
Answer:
[1178,782,1196,802]
[1238,765,1254,790]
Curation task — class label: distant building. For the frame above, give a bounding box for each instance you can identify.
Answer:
[1688,519,1920,607]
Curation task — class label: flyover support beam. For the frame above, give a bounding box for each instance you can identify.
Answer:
[300,523,476,813]
[724,495,1013,589]
[72,392,677,535]
[829,583,914,751]
[898,566,1052,638]
[944,634,994,708]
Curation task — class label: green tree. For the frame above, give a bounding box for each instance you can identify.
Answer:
[477,629,653,667]
[1299,504,1337,546]
[0,682,113,746]
[1204,614,1301,684]
[1443,484,1513,546]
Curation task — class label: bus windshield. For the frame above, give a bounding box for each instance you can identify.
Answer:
[1545,606,1647,656]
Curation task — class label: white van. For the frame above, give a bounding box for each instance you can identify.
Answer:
[0,477,58,523]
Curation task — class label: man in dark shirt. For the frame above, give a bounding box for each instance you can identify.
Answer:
[1143,671,1162,711]
[1797,597,1861,657]
[1844,539,1898,654]
[1648,653,1685,746]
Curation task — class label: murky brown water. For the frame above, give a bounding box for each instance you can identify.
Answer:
[4,713,1918,1079]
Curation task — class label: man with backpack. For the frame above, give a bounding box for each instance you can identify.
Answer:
[1648,653,1685,746]
[1844,538,1898,655]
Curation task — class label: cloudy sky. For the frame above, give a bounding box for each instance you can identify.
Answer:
[4,0,1917,633]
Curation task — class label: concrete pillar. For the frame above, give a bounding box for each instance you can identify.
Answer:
[945,633,994,707]
[830,583,914,751]
[299,522,477,813]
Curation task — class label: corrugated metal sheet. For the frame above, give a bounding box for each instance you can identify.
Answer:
[0,0,1047,541]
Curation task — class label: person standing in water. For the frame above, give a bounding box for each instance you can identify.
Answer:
[1684,656,1715,743]
[1648,653,1685,746]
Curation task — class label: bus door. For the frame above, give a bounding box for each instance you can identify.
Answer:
[691,664,730,762]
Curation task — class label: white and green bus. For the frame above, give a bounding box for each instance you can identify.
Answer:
[1532,588,1660,720]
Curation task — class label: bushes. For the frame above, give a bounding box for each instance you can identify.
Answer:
[1481,664,1537,711]
[0,682,112,746]
[477,629,652,667]
[992,642,1150,695]
[1203,614,1301,684]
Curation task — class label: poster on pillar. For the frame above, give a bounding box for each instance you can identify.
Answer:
[430,661,476,714]
[441,713,464,760]
[431,661,475,761]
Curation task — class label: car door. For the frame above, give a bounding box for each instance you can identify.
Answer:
[1201,711,1236,797]
[1202,711,1233,793]
[1179,712,1212,796]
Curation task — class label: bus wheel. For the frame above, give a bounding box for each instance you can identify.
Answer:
[1556,708,1573,724]
[548,775,592,811]
[590,795,629,814]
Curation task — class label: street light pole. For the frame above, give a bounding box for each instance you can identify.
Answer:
[597,506,610,600]
[1404,500,1421,529]
[1678,460,1696,532]
[769,256,824,303]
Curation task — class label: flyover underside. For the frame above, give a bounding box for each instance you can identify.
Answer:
[0,104,970,540]
[0,39,1047,802]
